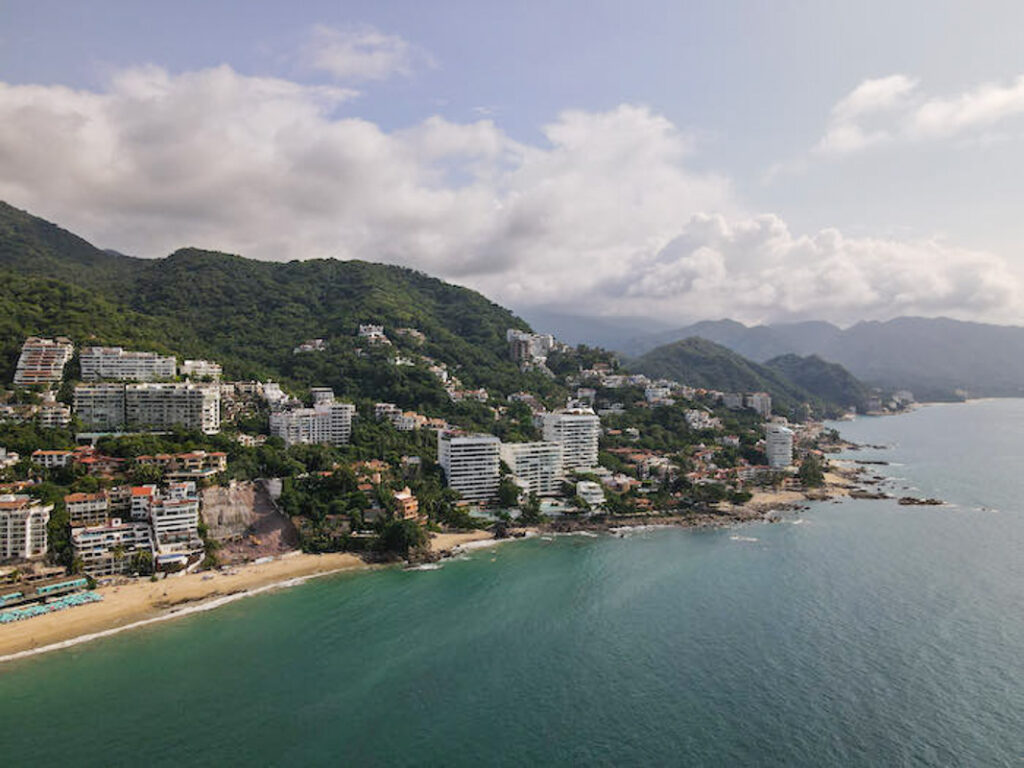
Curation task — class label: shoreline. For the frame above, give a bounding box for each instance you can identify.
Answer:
[0,464,882,664]
[0,530,491,662]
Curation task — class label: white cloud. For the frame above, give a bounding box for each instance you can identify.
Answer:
[306,24,432,82]
[0,64,1019,326]
[817,73,1024,155]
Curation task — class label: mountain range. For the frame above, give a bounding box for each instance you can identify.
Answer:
[1,201,868,416]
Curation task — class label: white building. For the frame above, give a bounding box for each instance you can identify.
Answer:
[126,383,221,434]
[358,325,389,344]
[541,408,601,472]
[0,448,19,470]
[30,449,73,469]
[438,432,500,502]
[71,518,153,577]
[575,481,606,508]
[269,391,355,446]
[500,441,564,497]
[765,424,794,469]
[37,402,72,429]
[181,359,222,381]
[13,337,74,386]
[0,495,52,560]
[74,383,127,430]
[745,392,772,418]
[150,482,202,554]
[507,329,556,364]
[80,347,176,381]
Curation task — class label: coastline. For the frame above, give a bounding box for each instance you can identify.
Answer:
[0,530,491,662]
[0,462,876,663]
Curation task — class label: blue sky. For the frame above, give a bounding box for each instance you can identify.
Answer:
[3,1,1024,326]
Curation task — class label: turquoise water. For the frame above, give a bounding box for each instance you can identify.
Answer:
[3,400,1024,766]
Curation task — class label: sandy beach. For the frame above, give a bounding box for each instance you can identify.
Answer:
[0,530,494,661]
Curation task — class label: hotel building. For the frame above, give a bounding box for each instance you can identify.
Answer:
[13,337,74,386]
[80,346,176,381]
[0,495,52,561]
[438,431,500,502]
[499,441,564,496]
[541,408,601,472]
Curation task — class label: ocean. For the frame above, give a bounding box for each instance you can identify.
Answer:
[3,399,1024,766]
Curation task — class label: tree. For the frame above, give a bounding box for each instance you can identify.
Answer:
[497,476,520,508]
[798,454,825,487]
[376,518,427,557]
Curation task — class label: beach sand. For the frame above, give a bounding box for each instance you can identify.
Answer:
[1,530,495,660]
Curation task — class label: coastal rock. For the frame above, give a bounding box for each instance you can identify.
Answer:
[897,497,943,506]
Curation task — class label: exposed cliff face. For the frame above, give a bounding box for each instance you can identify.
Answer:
[201,481,299,563]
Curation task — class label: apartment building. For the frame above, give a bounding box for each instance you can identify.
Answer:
[37,403,72,428]
[765,424,794,469]
[71,519,153,577]
[269,391,355,446]
[31,449,73,469]
[13,337,74,386]
[125,383,221,434]
[65,491,110,527]
[149,482,202,555]
[135,451,228,479]
[541,408,601,472]
[745,392,772,418]
[80,346,176,381]
[438,431,500,502]
[0,495,52,561]
[73,383,128,430]
[499,441,564,497]
[181,359,222,381]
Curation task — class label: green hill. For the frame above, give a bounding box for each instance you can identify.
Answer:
[0,203,559,415]
[763,353,870,413]
[632,337,865,416]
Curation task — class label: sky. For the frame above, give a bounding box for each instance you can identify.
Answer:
[3,0,1024,328]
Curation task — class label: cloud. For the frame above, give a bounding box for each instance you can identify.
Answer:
[0,64,1019,326]
[817,73,1024,155]
[306,24,433,82]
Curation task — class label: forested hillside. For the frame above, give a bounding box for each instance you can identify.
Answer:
[0,203,561,411]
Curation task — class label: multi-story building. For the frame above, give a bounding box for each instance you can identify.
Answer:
[135,451,228,480]
[70,519,153,577]
[541,408,601,472]
[79,347,176,381]
[438,431,500,503]
[0,495,52,560]
[125,383,221,434]
[149,482,202,554]
[65,491,110,527]
[745,392,772,418]
[269,391,355,446]
[13,337,74,386]
[0,447,19,470]
[37,402,72,428]
[499,441,564,497]
[30,449,73,469]
[73,383,128,430]
[393,487,424,523]
[765,424,794,469]
[181,360,222,381]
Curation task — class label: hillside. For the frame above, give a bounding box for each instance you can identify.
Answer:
[762,354,870,412]
[626,316,1024,400]
[630,337,864,416]
[0,203,559,412]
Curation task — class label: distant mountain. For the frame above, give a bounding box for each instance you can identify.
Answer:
[630,337,866,416]
[516,308,676,350]
[624,317,1024,400]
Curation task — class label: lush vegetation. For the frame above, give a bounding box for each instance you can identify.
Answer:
[631,337,863,418]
